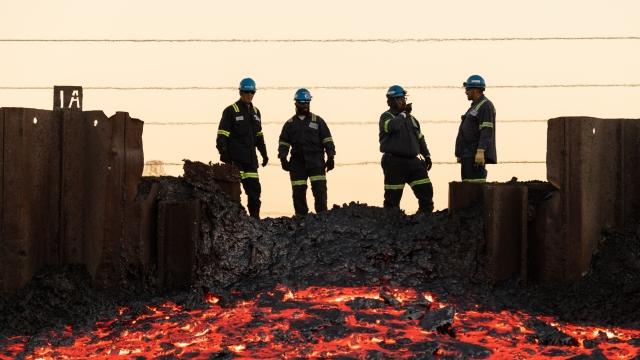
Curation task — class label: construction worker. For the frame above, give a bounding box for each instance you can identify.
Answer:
[278,88,336,216]
[379,85,434,214]
[216,77,268,219]
[455,75,497,182]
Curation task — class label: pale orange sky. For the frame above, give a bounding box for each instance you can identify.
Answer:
[1,1,638,216]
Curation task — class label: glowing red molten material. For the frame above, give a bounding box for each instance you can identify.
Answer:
[2,286,639,359]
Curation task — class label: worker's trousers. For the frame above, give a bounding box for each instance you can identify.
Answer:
[460,157,487,183]
[381,153,433,214]
[236,162,261,219]
[289,159,327,216]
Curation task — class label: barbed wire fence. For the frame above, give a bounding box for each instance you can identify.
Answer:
[1,36,638,43]
[2,83,639,91]
[3,35,637,169]
[147,160,546,168]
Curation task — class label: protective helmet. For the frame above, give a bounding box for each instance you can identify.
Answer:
[386,85,407,98]
[294,88,312,103]
[239,78,257,92]
[463,75,486,89]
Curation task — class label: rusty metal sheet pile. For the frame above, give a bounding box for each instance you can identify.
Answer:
[483,183,528,284]
[448,181,483,213]
[60,110,111,275]
[544,117,640,281]
[621,119,640,226]
[0,108,147,292]
[157,200,199,288]
[0,108,61,291]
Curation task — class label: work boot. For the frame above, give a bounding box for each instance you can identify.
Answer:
[248,203,260,220]
[417,202,434,215]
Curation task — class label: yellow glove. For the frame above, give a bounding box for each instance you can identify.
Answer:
[474,149,485,166]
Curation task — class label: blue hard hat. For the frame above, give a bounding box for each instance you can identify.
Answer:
[386,85,407,98]
[463,75,486,89]
[239,78,257,92]
[294,88,312,103]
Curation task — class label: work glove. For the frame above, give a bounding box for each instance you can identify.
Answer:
[261,154,269,167]
[404,102,413,115]
[220,152,231,164]
[280,158,290,172]
[325,156,335,172]
[422,156,432,171]
[474,149,486,167]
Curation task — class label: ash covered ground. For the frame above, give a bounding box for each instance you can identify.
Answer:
[1,161,639,342]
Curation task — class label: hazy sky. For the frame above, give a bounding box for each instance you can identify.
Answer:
[1,1,638,216]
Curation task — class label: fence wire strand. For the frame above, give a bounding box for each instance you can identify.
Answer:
[2,84,639,91]
[148,160,545,168]
[1,36,638,43]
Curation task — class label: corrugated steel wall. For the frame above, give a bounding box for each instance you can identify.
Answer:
[0,108,144,292]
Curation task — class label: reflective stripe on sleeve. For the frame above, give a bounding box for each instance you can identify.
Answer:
[384,119,391,133]
[479,122,494,129]
[257,131,264,136]
[473,99,488,112]
[322,137,333,144]
[217,130,230,137]
[279,141,291,148]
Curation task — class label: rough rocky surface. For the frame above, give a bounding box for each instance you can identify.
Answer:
[1,161,639,339]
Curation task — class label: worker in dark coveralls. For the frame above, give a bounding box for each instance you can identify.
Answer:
[378,85,434,214]
[216,77,269,219]
[277,88,336,216]
[455,74,497,182]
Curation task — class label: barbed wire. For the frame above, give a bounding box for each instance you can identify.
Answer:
[144,119,548,126]
[148,160,545,167]
[1,36,638,43]
[2,84,639,91]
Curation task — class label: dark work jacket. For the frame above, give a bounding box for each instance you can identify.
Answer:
[277,113,336,169]
[379,110,430,158]
[455,95,497,163]
[216,100,267,167]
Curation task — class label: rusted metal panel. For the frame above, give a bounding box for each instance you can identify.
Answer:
[543,117,625,282]
[529,191,565,283]
[60,110,112,273]
[89,112,147,289]
[546,117,599,281]
[483,184,527,284]
[1,108,61,291]
[135,182,159,271]
[448,182,483,214]
[124,115,146,275]
[157,200,199,289]
[620,119,640,226]
[92,112,128,289]
[0,109,5,290]
[0,107,147,292]
[212,163,241,203]
[546,118,565,189]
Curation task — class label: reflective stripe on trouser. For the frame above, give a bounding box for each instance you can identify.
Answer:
[237,163,261,218]
[290,162,327,215]
[460,157,487,183]
[381,154,434,213]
